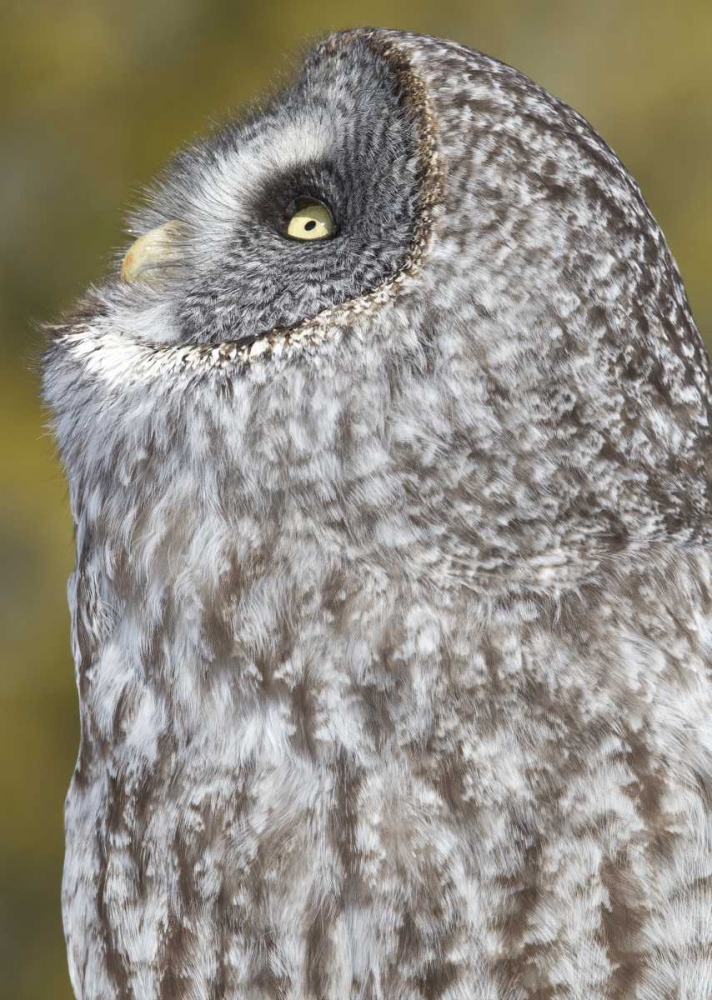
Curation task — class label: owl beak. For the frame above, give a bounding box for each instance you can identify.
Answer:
[120,221,186,285]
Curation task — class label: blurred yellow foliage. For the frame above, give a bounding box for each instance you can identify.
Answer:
[1,1,710,996]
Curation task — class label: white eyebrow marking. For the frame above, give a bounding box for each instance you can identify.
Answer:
[192,112,335,236]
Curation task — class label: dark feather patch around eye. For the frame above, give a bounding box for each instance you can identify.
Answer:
[175,34,422,344]
[247,162,345,239]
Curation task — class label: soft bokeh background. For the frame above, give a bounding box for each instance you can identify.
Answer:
[1,0,711,995]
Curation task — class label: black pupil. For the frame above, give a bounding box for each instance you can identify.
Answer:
[304,220,317,231]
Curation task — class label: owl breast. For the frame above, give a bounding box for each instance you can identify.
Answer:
[62,534,712,999]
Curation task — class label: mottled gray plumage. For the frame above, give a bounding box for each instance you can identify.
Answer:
[44,28,712,1000]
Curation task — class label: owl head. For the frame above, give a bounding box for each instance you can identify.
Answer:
[44,28,712,595]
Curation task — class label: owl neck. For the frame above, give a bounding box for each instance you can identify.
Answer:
[70,475,711,779]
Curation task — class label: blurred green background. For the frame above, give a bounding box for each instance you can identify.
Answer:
[1,0,711,996]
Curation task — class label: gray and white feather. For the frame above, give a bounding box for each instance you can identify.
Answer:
[44,28,712,1000]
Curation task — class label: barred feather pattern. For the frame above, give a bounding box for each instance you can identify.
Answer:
[45,29,712,1000]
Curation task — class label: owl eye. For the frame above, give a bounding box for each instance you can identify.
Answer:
[285,199,336,241]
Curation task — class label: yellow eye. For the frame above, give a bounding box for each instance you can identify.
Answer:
[285,200,336,241]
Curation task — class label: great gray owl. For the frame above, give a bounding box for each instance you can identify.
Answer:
[44,26,712,1000]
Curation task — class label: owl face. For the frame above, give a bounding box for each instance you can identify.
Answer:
[45,29,711,591]
[119,36,427,348]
